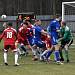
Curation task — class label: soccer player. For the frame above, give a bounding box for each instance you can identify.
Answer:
[47,14,63,64]
[0,22,19,66]
[41,34,52,61]
[16,22,31,56]
[58,21,73,62]
[32,19,50,61]
[25,19,34,46]
[3,22,8,29]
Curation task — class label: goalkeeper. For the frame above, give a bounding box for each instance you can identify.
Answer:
[58,21,73,62]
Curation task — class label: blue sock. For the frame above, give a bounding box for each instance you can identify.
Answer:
[46,50,53,59]
[54,51,60,61]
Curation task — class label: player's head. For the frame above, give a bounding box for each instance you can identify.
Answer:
[61,21,66,27]
[54,14,61,21]
[7,22,13,27]
[22,21,28,29]
[25,19,31,25]
[35,19,41,26]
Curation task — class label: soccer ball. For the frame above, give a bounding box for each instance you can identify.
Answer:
[1,15,7,19]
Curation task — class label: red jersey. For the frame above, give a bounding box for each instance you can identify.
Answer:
[0,27,17,45]
[46,37,52,48]
[17,26,30,45]
[27,24,34,28]
[41,35,47,41]
[41,35,52,48]
[27,24,34,37]
[18,26,30,40]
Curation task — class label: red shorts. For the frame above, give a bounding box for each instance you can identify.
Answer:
[4,41,16,50]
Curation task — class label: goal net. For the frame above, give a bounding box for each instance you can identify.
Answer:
[62,1,75,32]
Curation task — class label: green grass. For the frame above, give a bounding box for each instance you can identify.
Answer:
[0,41,75,75]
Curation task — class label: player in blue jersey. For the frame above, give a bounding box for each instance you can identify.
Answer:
[32,19,50,61]
[47,15,63,64]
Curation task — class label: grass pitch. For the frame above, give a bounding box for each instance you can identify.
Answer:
[0,41,75,75]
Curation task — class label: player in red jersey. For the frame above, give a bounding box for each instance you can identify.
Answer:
[0,22,19,66]
[41,34,52,61]
[41,34,52,49]
[25,20,36,54]
[15,22,31,56]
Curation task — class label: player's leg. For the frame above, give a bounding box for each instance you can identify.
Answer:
[32,45,38,61]
[12,44,19,66]
[3,45,9,65]
[54,45,63,64]
[59,40,66,62]
[64,39,72,63]
[59,45,64,62]
[54,45,60,61]
[4,49,8,65]
[20,43,27,54]
[64,44,69,63]
[45,41,53,60]
[15,40,23,55]
[32,40,42,61]
[45,48,53,61]
[37,41,51,61]
[53,37,63,64]
[28,37,38,58]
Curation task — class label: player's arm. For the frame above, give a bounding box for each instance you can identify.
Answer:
[18,28,24,41]
[18,32,24,41]
[41,30,51,38]
[58,30,68,42]
[0,31,5,42]
[47,25,51,35]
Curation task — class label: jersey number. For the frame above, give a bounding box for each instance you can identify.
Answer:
[7,32,12,38]
[33,29,35,38]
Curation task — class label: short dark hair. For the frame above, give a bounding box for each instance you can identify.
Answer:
[54,14,60,18]
[25,19,31,23]
[7,22,12,26]
[23,22,28,25]
[35,19,40,22]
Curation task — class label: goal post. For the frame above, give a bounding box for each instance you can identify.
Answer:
[62,1,75,21]
[62,1,75,32]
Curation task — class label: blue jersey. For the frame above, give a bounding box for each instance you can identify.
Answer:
[33,25,46,48]
[47,19,60,45]
[33,25,42,40]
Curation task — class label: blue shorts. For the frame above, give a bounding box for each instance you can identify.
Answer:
[28,37,34,46]
[34,39,46,48]
[51,36,58,45]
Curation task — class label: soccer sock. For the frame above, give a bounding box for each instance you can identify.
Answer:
[46,50,53,59]
[39,48,43,56]
[41,50,49,57]
[54,50,60,62]
[20,45,27,53]
[65,50,69,60]
[64,46,69,60]
[17,48,22,55]
[4,52,7,63]
[14,51,19,64]
[59,50,64,60]
[31,47,38,56]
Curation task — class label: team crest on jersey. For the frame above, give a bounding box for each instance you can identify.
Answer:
[53,20,56,23]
